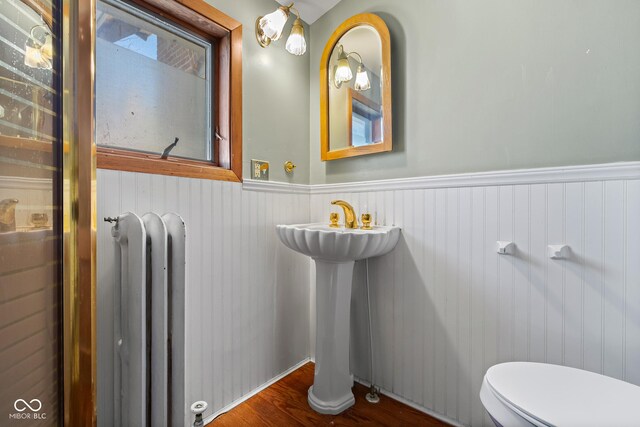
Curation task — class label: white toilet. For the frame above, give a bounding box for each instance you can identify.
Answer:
[480,362,640,427]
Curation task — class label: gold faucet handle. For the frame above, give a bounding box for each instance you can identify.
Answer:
[329,212,340,228]
[361,213,372,230]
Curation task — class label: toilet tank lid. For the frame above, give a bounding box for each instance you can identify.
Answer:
[485,362,640,427]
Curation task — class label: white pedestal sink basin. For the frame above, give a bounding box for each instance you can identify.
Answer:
[276,223,401,414]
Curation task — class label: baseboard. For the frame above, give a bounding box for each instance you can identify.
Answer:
[353,376,465,427]
[202,358,463,427]
[203,359,463,427]
[204,357,312,424]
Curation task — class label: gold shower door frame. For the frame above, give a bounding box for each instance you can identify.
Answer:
[61,0,97,424]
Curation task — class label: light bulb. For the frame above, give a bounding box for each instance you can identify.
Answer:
[335,56,353,83]
[285,18,306,56]
[24,45,42,67]
[259,7,289,40]
[40,34,53,60]
[334,70,342,88]
[24,25,52,69]
[354,64,371,91]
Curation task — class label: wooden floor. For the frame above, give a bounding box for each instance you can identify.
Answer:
[209,363,450,426]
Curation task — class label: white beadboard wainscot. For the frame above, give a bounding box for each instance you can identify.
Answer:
[97,169,311,426]
[97,162,639,427]
[309,162,640,427]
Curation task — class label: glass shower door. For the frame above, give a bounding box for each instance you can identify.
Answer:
[0,0,61,424]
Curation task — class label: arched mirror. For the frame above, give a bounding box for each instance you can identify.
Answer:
[320,13,391,161]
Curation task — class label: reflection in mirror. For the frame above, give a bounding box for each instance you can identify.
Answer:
[328,25,382,151]
[321,14,391,161]
[349,89,382,147]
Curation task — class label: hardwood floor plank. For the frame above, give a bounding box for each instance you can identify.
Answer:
[209,363,450,426]
[210,409,252,426]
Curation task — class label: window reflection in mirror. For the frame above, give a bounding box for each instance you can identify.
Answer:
[328,25,383,151]
[349,89,382,147]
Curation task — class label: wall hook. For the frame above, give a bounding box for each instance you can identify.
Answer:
[496,241,515,255]
[548,244,569,259]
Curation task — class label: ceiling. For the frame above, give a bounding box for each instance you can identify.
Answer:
[275,0,342,24]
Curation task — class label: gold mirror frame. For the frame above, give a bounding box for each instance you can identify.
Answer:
[320,13,392,161]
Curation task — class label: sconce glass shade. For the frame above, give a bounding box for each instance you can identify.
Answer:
[40,34,53,59]
[259,7,289,40]
[285,18,306,56]
[354,64,371,91]
[24,43,51,69]
[335,56,353,83]
[24,25,52,70]
[24,44,43,68]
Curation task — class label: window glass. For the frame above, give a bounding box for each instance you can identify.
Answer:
[351,113,369,147]
[96,0,213,161]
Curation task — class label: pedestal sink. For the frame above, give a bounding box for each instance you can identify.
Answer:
[276,223,401,414]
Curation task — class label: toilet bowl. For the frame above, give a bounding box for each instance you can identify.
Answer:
[480,362,640,427]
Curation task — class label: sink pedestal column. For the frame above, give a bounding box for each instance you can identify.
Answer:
[308,259,355,414]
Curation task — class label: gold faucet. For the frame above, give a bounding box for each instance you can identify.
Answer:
[331,200,358,229]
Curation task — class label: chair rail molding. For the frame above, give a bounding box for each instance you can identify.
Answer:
[243,161,640,194]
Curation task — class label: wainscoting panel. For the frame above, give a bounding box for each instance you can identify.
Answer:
[97,170,311,426]
[310,169,640,427]
[97,162,639,427]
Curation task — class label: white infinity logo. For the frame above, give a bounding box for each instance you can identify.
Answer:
[14,399,42,412]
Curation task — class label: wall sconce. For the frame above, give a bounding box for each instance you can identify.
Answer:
[24,24,53,70]
[256,3,307,56]
[333,45,370,91]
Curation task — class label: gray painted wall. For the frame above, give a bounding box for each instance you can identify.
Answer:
[309,0,640,184]
[207,0,311,183]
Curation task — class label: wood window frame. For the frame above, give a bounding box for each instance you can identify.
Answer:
[347,88,383,147]
[96,0,243,182]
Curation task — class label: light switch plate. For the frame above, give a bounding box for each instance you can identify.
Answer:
[251,159,269,181]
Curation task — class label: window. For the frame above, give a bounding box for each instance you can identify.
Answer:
[97,0,212,161]
[96,0,242,182]
[349,88,382,147]
[351,113,369,147]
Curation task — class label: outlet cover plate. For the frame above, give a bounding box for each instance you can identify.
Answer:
[251,159,269,181]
